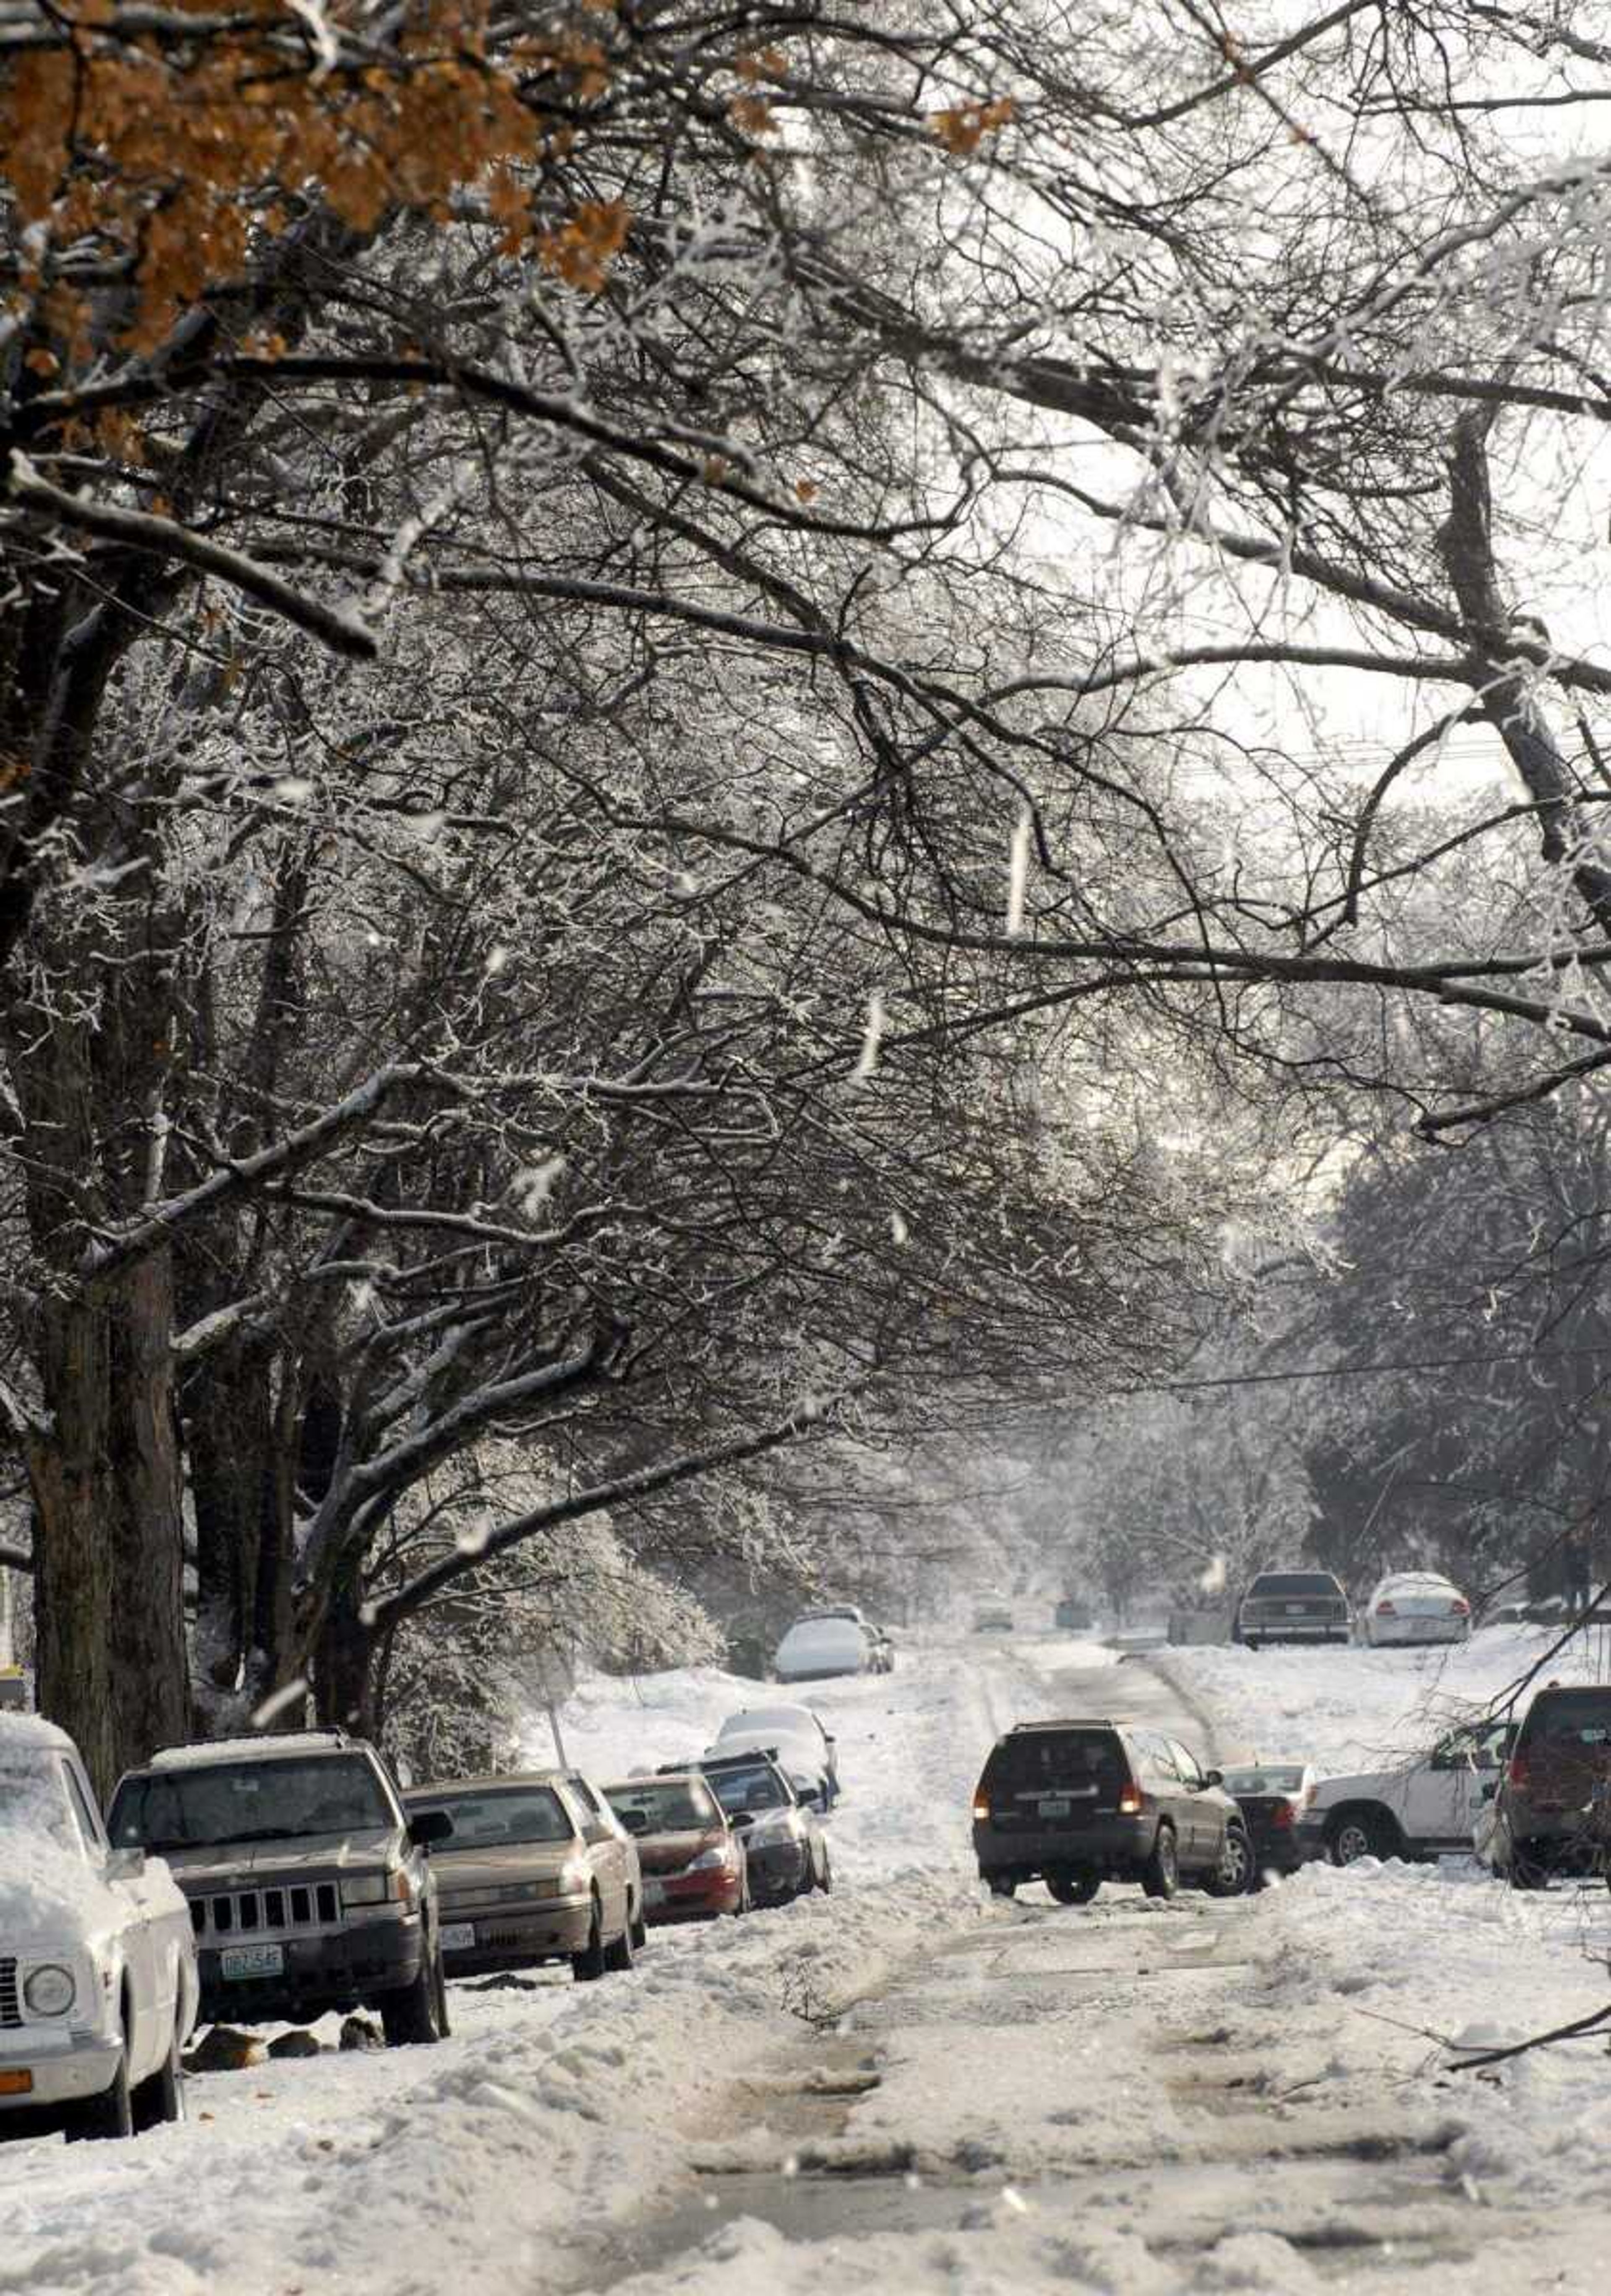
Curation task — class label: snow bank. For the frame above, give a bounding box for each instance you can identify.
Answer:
[1157,1622,1608,1770]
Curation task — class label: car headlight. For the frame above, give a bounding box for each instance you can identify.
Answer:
[686,1846,735,1873]
[342,1871,393,1907]
[558,1857,591,1894]
[24,1963,76,2017]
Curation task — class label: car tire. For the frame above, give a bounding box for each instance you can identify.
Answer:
[131,2020,185,2132]
[1142,1824,1179,1900]
[1508,1846,1548,1891]
[1045,1869,1100,1905]
[382,1944,448,2045]
[1203,1822,1252,1898]
[63,2040,133,2142]
[630,1899,649,1952]
[814,1848,832,1894]
[604,1909,635,1974]
[1326,1808,1395,1867]
[984,1873,1016,1899]
[572,1896,608,1982]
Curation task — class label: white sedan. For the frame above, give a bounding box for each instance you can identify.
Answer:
[1361,1571,1472,1647]
[1,1715,198,2142]
[709,1706,840,1805]
[772,1615,875,1683]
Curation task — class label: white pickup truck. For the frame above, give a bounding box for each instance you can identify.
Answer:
[1294,1717,1516,1866]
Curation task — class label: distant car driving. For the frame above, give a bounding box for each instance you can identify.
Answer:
[772,1615,874,1681]
[603,1773,747,1921]
[2,1716,198,2142]
[972,1719,1251,1905]
[1361,1571,1471,1647]
[404,1770,641,1979]
[1234,1570,1353,1648]
[1295,1718,1513,1866]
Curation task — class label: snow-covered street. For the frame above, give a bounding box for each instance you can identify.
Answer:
[6,1627,1611,2293]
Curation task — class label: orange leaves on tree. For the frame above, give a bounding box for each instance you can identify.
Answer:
[928,96,1015,157]
[537,198,630,293]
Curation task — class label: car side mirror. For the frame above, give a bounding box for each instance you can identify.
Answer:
[1480,1780,1498,1802]
[408,1808,454,1848]
[1203,1769,1223,1788]
[729,1810,755,1830]
[106,1846,145,1882]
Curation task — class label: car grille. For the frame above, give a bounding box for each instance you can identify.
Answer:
[188,1882,340,1940]
[0,1957,19,2028]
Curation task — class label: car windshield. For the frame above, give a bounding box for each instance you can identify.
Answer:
[0,1762,79,1850]
[1220,1766,1306,1794]
[1249,1574,1339,1597]
[706,1764,787,1814]
[605,1780,718,1831]
[109,1754,392,1851]
[418,1788,573,1846]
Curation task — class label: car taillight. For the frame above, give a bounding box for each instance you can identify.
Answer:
[1450,1599,1470,1615]
[1508,1756,1529,1792]
[1117,1783,1143,1815]
[972,1794,991,1822]
[1376,1601,1397,1616]
[1269,1798,1297,1829]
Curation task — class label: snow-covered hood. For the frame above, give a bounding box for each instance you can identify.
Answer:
[0,1832,125,1949]
[158,1826,401,1886]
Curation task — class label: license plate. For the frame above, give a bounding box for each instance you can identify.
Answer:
[0,2069,33,2097]
[643,1879,666,1908]
[220,1944,284,1981]
[441,1923,476,1952]
[1285,1603,1308,1615]
[1038,1796,1071,1818]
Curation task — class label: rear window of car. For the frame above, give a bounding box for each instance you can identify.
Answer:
[982,1730,1128,1788]
[1517,1691,1611,1751]
[1246,1574,1341,1598]
[1220,1766,1306,1794]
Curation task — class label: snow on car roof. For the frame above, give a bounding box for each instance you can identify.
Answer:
[0,1712,74,1756]
[146,1730,359,1771]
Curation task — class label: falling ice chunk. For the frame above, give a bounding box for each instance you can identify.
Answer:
[853,988,886,1081]
[1006,810,1032,936]
[274,777,314,805]
[890,1211,908,1246]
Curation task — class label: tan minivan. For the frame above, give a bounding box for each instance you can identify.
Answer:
[404,1770,641,1981]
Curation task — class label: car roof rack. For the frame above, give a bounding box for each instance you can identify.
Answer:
[1008,1718,1117,1732]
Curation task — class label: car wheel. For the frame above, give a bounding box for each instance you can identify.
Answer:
[433,1953,452,2038]
[1142,1824,1179,1900]
[1203,1822,1252,1898]
[985,1874,1016,1899]
[630,1899,649,1952]
[1045,1869,1100,1905]
[131,2020,185,2132]
[572,1896,608,1982]
[1508,1846,1549,1891]
[1327,1809,1393,1867]
[814,1848,832,1894]
[604,1908,635,1973]
[382,1944,447,2045]
[64,2034,133,2142]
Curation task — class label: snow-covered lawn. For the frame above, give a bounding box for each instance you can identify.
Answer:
[1160,1621,1610,1769]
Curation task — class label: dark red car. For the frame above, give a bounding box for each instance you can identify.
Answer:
[602,1772,748,1921]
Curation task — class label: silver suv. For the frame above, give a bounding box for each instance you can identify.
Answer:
[108,1729,452,2045]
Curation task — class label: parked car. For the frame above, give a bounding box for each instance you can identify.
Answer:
[1295,1717,1514,1866]
[772,1615,874,1682]
[672,1751,831,1903]
[1216,1761,1319,1883]
[712,1705,840,1805]
[972,1603,1014,1633]
[1233,1570,1353,1648]
[1477,1683,1611,1889]
[407,1769,641,1974]
[109,1728,451,2045]
[1054,1598,1096,1632]
[971,1719,1251,1905]
[1362,1571,1471,1647]
[603,1772,747,1921]
[2,1715,198,2142]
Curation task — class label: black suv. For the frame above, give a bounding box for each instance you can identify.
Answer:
[109,1729,453,2043]
[1234,1570,1352,1648]
[972,1719,1251,1905]
[1484,1684,1611,1889]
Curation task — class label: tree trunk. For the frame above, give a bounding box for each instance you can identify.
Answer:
[314,1567,375,1736]
[187,1331,278,1715]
